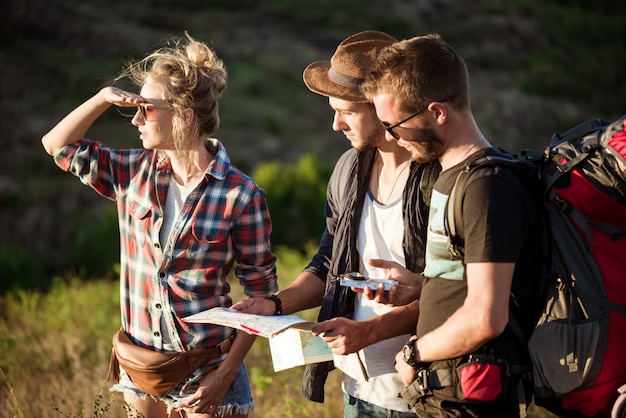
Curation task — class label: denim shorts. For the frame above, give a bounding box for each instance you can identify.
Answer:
[110,362,254,417]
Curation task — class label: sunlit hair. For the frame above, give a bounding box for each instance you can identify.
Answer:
[361,33,470,113]
[117,32,227,170]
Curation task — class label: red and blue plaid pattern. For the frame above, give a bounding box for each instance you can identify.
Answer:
[55,138,277,369]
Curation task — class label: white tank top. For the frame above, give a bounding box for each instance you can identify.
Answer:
[159,178,197,247]
[333,190,413,412]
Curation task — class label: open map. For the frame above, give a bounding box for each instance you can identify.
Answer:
[183,306,318,338]
[183,307,333,371]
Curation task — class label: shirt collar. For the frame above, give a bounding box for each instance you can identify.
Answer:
[155,137,231,180]
[205,137,230,181]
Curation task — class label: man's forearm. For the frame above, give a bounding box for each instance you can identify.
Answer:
[276,271,326,315]
[362,298,419,346]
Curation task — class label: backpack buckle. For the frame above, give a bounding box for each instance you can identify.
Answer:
[447,235,465,259]
[400,369,430,408]
[416,369,430,394]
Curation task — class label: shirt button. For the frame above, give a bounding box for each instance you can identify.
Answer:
[154,331,160,337]
[159,271,165,278]
[154,242,160,249]
[156,303,162,309]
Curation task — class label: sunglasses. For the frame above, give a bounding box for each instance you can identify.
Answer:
[381,107,427,140]
[381,101,446,140]
[136,103,173,121]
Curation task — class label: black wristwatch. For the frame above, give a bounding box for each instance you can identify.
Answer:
[402,338,419,368]
[264,294,282,316]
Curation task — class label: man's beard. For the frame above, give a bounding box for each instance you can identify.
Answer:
[403,127,444,164]
[354,140,377,152]
[353,127,384,152]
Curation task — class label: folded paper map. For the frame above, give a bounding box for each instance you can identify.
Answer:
[183,307,333,371]
[183,307,319,337]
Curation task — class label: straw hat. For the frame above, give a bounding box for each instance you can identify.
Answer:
[303,30,397,103]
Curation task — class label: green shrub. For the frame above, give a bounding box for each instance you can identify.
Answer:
[253,154,331,252]
[68,205,120,280]
[0,245,46,294]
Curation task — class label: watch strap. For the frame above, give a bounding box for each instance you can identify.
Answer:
[264,294,282,316]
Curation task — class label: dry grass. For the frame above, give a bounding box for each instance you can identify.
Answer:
[0,249,343,418]
[0,247,555,418]
[0,331,343,418]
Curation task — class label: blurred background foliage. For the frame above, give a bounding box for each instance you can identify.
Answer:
[1,0,625,292]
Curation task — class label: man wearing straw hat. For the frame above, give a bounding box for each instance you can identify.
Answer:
[233,30,436,417]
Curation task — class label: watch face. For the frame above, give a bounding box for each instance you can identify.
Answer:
[402,343,413,363]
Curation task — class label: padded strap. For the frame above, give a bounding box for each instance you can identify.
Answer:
[400,367,455,407]
[213,332,236,355]
[401,362,531,409]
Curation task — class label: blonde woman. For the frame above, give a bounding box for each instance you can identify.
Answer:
[42,33,277,418]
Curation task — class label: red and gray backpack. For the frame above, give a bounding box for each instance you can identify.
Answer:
[444,115,626,417]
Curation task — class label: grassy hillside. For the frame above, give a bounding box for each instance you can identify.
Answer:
[2,0,625,279]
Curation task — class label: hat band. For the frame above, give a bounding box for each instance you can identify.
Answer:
[328,67,363,89]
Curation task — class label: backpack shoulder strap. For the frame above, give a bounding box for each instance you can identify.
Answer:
[418,159,441,205]
[444,149,533,259]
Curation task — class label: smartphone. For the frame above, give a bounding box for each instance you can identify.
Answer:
[339,272,398,291]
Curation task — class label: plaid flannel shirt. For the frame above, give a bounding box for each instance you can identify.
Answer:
[55,137,277,372]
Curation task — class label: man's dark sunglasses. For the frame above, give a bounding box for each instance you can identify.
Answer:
[381,107,427,140]
[381,101,446,140]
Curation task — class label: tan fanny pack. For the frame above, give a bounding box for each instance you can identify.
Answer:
[107,328,235,397]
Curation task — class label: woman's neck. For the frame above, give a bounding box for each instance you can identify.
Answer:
[168,142,213,187]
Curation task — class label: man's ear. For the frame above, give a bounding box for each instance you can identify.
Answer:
[428,102,447,126]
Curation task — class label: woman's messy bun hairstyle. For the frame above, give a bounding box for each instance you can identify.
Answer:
[120,32,227,157]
